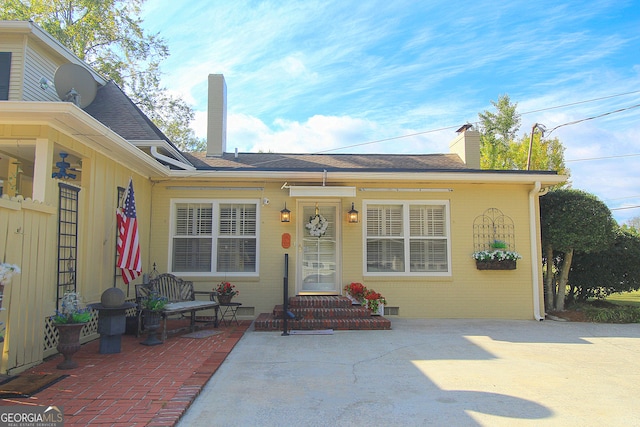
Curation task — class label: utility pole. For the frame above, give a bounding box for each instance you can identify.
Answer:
[526,123,546,170]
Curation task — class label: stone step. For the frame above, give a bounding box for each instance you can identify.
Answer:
[273,304,371,319]
[254,312,391,331]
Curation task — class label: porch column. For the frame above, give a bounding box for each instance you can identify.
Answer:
[33,137,54,203]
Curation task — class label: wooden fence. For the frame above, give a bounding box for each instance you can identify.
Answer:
[0,195,58,373]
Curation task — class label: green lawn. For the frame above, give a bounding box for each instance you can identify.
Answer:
[606,290,640,307]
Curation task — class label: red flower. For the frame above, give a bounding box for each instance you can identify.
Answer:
[344,282,366,297]
[215,281,238,296]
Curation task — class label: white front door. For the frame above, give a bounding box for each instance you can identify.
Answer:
[298,202,341,294]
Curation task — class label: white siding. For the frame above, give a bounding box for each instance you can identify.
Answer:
[0,33,25,100]
[23,43,61,102]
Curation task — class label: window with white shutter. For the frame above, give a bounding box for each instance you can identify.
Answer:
[170,200,259,275]
[365,201,450,275]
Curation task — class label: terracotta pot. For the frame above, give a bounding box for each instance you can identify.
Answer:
[55,322,86,369]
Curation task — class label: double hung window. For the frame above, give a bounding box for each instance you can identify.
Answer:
[171,200,258,274]
[365,201,450,275]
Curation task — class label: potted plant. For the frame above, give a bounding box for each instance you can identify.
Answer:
[363,290,387,316]
[344,282,367,305]
[472,241,522,270]
[51,291,92,369]
[0,262,20,310]
[214,281,238,304]
[140,291,167,346]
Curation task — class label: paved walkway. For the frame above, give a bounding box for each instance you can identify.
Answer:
[1,319,639,426]
[0,320,251,426]
[179,319,640,427]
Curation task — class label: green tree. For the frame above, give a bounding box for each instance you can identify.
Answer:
[1,0,204,151]
[569,229,640,301]
[623,216,640,234]
[540,189,618,311]
[477,95,570,180]
[478,94,521,169]
[507,133,570,179]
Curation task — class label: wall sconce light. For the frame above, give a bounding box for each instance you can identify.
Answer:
[280,203,291,222]
[348,202,359,223]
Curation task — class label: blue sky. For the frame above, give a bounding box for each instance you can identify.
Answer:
[141,0,640,223]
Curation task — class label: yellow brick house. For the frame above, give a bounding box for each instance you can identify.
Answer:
[0,21,565,373]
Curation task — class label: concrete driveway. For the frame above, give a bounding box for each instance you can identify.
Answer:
[178,319,640,427]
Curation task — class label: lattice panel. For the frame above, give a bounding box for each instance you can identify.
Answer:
[43,310,99,353]
[473,208,516,252]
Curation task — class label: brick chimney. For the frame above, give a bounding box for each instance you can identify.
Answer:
[206,74,227,157]
[449,124,480,168]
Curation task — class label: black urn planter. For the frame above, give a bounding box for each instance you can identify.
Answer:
[55,323,86,369]
[141,309,163,346]
[475,259,517,270]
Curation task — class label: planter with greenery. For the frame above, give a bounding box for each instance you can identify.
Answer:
[344,282,387,315]
[140,291,167,346]
[344,282,367,305]
[363,290,386,316]
[214,281,238,304]
[473,241,521,270]
[51,292,92,369]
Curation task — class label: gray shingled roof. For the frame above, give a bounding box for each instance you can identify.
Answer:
[182,152,471,172]
[84,80,172,143]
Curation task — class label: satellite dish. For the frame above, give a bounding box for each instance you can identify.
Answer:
[54,63,97,108]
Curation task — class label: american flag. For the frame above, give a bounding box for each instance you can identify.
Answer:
[117,178,141,284]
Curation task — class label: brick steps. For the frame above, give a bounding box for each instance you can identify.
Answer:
[254,296,391,331]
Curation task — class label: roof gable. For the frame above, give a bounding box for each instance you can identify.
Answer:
[84,80,170,142]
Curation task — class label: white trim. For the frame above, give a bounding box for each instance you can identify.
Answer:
[169,168,567,185]
[360,188,453,192]
[289,186,356,197]
[529,182,545,321]
[165,186,263,191]
[133,140,193,166]
[150,146,195,171]
[296,201,342,295]
[0,102,170,178]
[168,198,260,277]
[362,200,452,277]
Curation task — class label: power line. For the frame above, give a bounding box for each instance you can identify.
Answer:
[610,205,640,211]
[566,153,640,163]
[519,89,640,116]
[315,125,459,154]
[230,89,640,167]
[546,103,640,136]
[319,91,640,153]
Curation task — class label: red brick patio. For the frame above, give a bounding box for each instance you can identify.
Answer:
[0,320,251,426]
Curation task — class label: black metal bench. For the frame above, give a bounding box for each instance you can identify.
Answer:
[135,274,219,341]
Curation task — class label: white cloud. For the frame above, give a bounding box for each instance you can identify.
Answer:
[144,0,640,222]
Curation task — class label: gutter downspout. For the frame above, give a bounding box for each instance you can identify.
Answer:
[150,146,196,171]
[529,181,548,321]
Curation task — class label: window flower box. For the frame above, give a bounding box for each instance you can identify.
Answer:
[475,259,517,270]
[472,249,521,270]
